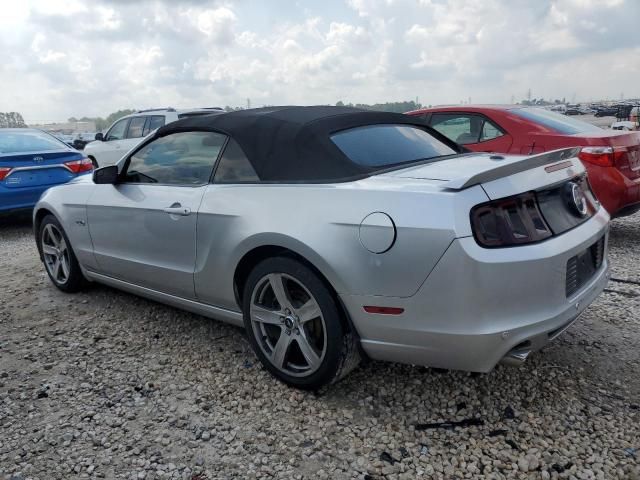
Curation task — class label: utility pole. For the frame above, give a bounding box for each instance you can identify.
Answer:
[527,88,532,102]
[247,98,251,109]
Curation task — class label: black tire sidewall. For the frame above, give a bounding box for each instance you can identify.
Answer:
[39,214,86,292]
[242,256,346,390]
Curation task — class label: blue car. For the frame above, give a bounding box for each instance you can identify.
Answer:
[0,129,93,213]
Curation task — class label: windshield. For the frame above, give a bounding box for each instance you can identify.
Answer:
[331,124,456,168]
[0,129,68,154]
[510,107,603,135]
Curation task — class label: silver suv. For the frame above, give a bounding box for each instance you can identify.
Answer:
[84,107,224,167]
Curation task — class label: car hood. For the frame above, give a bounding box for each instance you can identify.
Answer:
[381,148,582,190]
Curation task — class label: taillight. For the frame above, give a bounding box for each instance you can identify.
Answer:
[579,146,630,168]
[578,146,621,167]
[471,192,552,248]
[0,167,12,181]
[64,157,93,174]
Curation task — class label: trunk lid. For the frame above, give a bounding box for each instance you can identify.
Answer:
[0,150,84,189]
[383,148,585,198]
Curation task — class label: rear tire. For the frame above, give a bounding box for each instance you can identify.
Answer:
[39,214,88,293]
[242,256,360,390]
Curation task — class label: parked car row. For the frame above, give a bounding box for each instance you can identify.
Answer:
[8,104,637,220]
[50,132,99,150]
[32,106,610,389]
[0,108,226,214]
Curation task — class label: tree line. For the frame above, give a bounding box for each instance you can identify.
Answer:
[335,100,423,113]
[0,112,27,128]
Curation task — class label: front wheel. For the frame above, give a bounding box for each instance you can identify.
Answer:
[243,257,360,390]
[39,215,88,292]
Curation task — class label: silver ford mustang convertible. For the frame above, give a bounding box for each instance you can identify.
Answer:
[34,106,609,389]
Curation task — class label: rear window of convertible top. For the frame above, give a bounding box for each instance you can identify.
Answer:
[330,124,457,168]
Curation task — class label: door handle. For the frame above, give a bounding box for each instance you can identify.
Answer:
[163,203,191,216]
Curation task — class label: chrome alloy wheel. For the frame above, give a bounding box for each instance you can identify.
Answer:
[250,273,327,377]
[41,224,70,285]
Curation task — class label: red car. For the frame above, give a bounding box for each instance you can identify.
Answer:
[406,105,640,217]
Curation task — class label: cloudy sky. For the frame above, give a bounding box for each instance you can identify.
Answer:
[1,0,638,123]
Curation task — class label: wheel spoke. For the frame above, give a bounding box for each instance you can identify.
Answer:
[52,258,61,280]
[295,298,321,323]
[251,304,283,325]
[60,255,70,280]
[271,331,291,369]
[59,237,67,255]
[45,225,59,248]
[42,244,59,256]
[268,274,293,311]
[295,333,321,370]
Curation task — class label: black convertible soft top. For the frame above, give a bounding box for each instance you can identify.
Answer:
[155,105,461,183]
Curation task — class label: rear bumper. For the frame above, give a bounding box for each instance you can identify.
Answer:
[0,173,91,212]
[587,164,640,216]
[0,185,50,212]
[341,208,610,372]
[614,201,640,218]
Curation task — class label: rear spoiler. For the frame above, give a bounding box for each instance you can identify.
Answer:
[445,147,581,190]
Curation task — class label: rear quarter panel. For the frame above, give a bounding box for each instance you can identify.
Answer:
[194,178,489,311]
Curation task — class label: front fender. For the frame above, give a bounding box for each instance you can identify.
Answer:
[33,183,97,270]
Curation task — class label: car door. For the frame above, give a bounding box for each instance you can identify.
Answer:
[429,113,513,153]
[120,116,148,152]
[98,118,131,166]
[86,130,227,299]
[142,115,166,137]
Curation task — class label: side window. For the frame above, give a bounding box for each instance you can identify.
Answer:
[123,131,226,185]
[430,114,480,145]
[105,119,129,141]
[126,117,146,139]
[213,138,259,183]
[479,120,504,142]
[143,115,165,136]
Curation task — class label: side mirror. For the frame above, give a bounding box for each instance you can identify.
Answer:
[95,132,104,141]
[93,165,119,184]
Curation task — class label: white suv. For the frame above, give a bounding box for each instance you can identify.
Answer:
[85,108,225,167]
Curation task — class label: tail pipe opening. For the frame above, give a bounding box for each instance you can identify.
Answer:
[500,340,532,367]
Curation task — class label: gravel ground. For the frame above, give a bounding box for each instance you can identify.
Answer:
[0,212,639,480]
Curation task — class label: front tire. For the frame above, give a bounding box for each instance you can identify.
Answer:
[39,214,87,292]
[243,257,360,390]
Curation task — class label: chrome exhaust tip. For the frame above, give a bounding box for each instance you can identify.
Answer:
[500,349,531,367]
